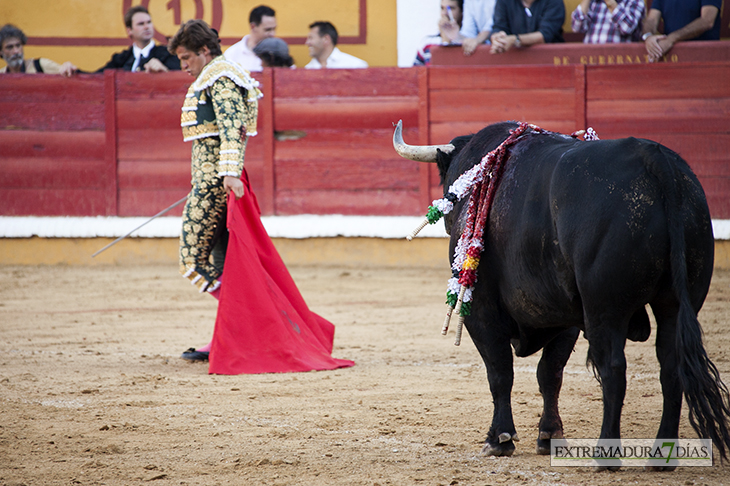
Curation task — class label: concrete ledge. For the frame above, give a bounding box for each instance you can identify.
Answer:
[2,237,729,270]
[716,239,730,270]
[0,237,451,268]
[0,216,450,239]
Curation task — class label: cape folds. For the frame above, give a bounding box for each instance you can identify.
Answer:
[208,171,354,374]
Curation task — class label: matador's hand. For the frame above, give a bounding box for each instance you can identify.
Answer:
[224,176,244,199]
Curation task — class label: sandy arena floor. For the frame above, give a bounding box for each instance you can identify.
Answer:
[1,263,729,485]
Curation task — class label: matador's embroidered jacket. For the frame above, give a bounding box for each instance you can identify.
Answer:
[181,56,261,177]
[178,56,262,293]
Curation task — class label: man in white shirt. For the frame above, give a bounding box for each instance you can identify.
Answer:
[224,5,277,72]
[304,21,368,69]
[460,0,497,54]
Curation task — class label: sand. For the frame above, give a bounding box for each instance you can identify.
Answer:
[1,263,729,485]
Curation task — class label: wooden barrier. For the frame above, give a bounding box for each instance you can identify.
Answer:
[0,61,728,219]
[0,76,109,216]
[426,64,585,202]
[585,62,730,217]
[271,68,424,215]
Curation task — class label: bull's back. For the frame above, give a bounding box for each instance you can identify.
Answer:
[487,134,713,326]
[555,137,711,312]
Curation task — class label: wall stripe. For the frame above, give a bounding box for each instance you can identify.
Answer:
[26,0,368,47]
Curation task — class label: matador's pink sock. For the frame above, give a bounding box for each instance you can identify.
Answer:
[196,342,212,352]
[195,276,222,353]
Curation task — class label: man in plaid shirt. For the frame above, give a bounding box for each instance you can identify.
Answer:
[571,0,644,43]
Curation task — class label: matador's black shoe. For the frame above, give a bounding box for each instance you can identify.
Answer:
[181,347,209,362]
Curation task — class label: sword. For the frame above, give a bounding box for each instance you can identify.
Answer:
[91,195,188,258]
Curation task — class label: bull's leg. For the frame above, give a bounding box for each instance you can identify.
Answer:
[586,330,627,438]
[536,327,580,455]
[585,323,628,471]
[470,327,518,457]
[647,304,681,472]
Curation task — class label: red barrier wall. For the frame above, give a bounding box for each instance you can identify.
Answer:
[271,68,423,215]
[1,61,728,218]
[585,62,730,218]
[0,76,109,215]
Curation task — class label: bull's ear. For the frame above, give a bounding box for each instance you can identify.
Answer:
[435,135,472,186]
[392,120,455,163]
[435,148,452,186]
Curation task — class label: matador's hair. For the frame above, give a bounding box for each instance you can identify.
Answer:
[168,19,222,57]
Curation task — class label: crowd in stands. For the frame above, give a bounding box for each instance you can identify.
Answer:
[0,4,366,75]
[415,0,722,65]
[0,0,724,75]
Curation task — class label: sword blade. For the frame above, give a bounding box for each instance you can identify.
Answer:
[91,194,188,258]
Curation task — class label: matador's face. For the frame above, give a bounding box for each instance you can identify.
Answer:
[176,45,211,78]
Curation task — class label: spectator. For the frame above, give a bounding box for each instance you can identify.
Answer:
[96,6,179,72]
[642,0,722,62]
[459,0,498,56]
[489,0,565,54]
[571,0,645,43]
[414,0,465,66]
[253,37,295,67]
[0,24,77,76]
[224,5,277,72]
[305,21,368,69]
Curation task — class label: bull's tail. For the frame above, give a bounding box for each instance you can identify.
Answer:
[676,296,730,460]
[658,146,730,460]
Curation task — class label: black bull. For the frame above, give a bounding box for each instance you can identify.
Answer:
[394,121,730,465]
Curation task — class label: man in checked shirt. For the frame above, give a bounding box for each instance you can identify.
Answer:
[571,0,645,43]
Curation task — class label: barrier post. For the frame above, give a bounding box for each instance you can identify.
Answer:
[104,69,119,216]
[418,66,431,209]
[260,67,275,215]
[574,64,586,132]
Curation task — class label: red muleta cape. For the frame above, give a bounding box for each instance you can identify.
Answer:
[208,171,354,374]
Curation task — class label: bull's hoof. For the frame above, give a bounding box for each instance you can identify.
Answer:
[644,465,677,472]
[481,432,518,457]
[593,465,621,472]
[536,429,563,455]
[482,442,516,457]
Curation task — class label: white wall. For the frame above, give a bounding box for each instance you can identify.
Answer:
[396,0,441,67]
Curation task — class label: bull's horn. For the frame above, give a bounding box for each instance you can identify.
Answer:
[393,120,455,163]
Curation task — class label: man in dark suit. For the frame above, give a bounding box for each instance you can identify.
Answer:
[97,5,180,72]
